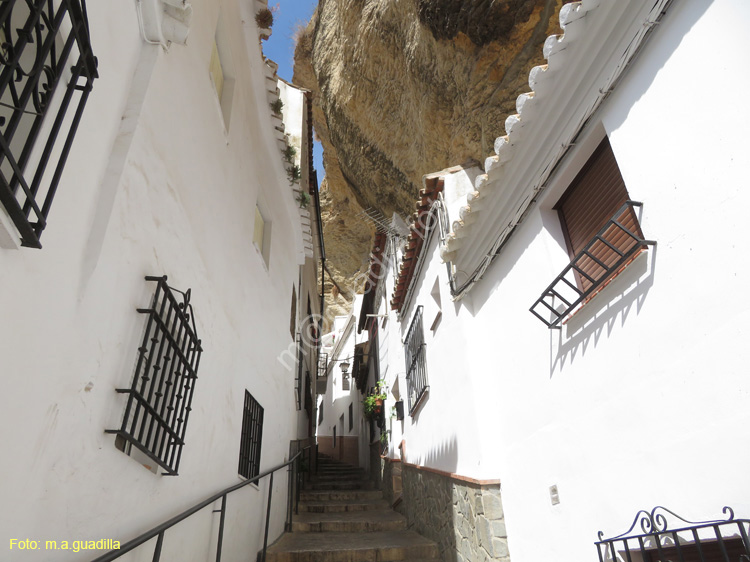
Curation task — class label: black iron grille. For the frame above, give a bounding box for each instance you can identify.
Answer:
[107,276,202,476]
[238,390,263,479]
[530,201,656,328]
[0,0,97,248]
[596,506,750,562]
[404,305,428,415]
[317,352,328,379]
[296,335,303,411]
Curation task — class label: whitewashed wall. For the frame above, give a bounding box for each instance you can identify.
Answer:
[379,1,750,561]
[317,314,362,450]
[0,1,310,560]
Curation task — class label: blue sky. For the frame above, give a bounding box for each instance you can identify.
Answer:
[262,1,325,183]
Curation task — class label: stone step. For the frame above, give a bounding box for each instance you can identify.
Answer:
[306,480,374,491]
[292,510,407,533]
[265,530,440,562]
[312,469,366,477]
[315,466,362,473]
[299,499,389,513]
[300,490,383,502]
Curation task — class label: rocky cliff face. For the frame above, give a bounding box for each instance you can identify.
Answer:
[294,0,571,322]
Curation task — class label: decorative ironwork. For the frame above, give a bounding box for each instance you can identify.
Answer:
[596,506,750,562]
[530,201,656,328]
[106,276,203,476]
[0,0,97,247]
[317,351,328,379]
[404,305,428,415]
[238,390,264,480]
[295,335,303,411]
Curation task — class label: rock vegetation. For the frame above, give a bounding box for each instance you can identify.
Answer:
[294,0,572,319]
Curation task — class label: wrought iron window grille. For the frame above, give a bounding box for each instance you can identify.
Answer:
[530,201,656,329]
[404,305,428,415]
[106,276,203,476]
[295,334,303,411]
[596,506,750,562]
[238,390,264,480]
[317,351,328,379]
[0,0,98,248]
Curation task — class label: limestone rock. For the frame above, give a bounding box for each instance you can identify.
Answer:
[294,0,572,317]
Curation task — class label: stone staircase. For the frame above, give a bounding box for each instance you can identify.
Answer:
[265,454,441,562]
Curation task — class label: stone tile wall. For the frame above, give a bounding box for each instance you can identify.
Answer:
[398,463,510,562]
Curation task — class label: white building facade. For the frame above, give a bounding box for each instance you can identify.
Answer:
[0,0,321,560]
[359,1,750,561]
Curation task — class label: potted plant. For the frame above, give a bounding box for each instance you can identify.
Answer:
[363,380,387,418]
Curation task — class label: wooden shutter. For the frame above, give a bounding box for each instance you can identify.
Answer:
[555,138,643,291]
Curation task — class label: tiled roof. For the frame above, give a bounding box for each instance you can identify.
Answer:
[390,177,444,313]
[439,0,601,264]
[439,0,670,277]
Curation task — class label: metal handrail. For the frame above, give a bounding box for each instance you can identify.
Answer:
[530,201,656,328]
[91,445,315,562]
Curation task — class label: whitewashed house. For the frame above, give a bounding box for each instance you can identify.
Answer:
[0,0,322,560]
[315,300,370,469]
[359,1,750,561]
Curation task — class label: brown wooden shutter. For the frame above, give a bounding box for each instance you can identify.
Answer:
[555,138,643,291]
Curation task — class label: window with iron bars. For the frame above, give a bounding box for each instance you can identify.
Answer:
[106,276,203,476]
[404,305,428,415]
[238,390,263,479]
[0,0,98,248]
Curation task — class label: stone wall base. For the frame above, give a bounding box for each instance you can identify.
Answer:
[391,461,510,562]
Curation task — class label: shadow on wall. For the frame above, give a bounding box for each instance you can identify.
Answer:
[604,0,714,134]
[550,246,657,377]
[416,434,459,475]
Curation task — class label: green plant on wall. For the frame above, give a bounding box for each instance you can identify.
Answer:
[283,143,297,164]
[270,98,283,115]
[296,190,311,209]
[287,164,301,185]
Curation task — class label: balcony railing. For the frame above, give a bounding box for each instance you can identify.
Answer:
[530,201,656,329]
[404,305,428,415]
[595,506,750,562]
[0,0,97,248]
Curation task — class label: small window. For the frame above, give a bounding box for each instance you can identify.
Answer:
[238,390,264,479]
[253,205,271,266]
[209,16,235,128]
[404,305,428,416]
[290,285,297,339]
[429,277,442,333]
[107,276,203,476]
[529,137,654,328]
[348,403,353,431]
[554,137,644,292]
[318,400,324,426]
[209,41,224,101]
